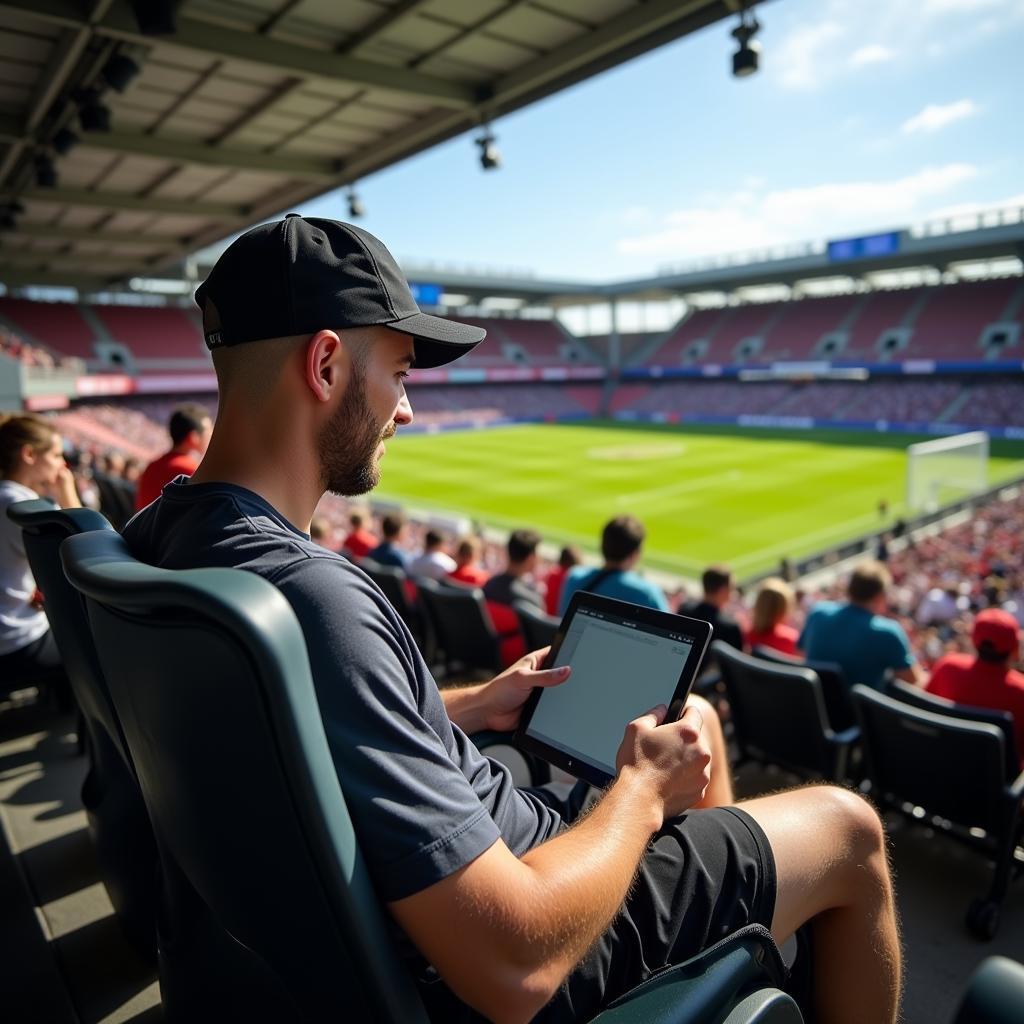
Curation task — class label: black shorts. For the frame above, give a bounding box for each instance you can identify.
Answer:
[418,805,777,1023]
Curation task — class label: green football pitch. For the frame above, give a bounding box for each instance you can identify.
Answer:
[373,421,1024,580]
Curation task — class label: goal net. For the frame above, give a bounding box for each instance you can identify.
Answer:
[906,431,989,512]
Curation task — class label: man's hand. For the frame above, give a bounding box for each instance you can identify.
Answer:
[615,703,712,831]
[441,647,570,735]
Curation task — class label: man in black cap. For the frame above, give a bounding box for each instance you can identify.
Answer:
[123,216,901,1023]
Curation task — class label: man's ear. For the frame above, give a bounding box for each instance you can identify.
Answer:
[304,330,349,403]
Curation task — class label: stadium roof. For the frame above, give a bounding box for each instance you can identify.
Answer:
[0,0,743,293]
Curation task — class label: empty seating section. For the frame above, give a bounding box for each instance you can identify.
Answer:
[645,307,731,365]
[607,383,652,414]
[0,297,97,359]
[843,290,921,358]
[93,306,205,361]
[906,279,1020,361]
[406,383,599,424]
[445,316,590,367]
[760,295,860,361]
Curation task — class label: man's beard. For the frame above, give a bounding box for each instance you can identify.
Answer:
[317,367,395,497]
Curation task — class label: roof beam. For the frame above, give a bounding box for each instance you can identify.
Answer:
[0,1,474,108]
[11,186,248,220]
[0,266,115,289]
[341,0,433,56]
[3,222,184,246]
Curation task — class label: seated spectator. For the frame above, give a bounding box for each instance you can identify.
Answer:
[0,413,80,704]
[745,577,800,656]
[545,544,581,617]
[341,509,378,562]
[800,560,922,691]
[560,516,667,614]
[309,516,336,550]
[368,512,409,569]
[926,608,1024,767]
[409,529,457,580]
[483,528,544,610]
[450,536,490,587]
[681,565,743,651]
[134,402,213,510]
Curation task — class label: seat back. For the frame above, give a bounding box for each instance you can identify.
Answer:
[415,576,502,677]
[888,680,1020,782]
[750,645,855,732]
[60,530,428,1024]
[7,499,157,956]
[714,641,848,780]
[852,684,1007,832]
[514,601,560,651]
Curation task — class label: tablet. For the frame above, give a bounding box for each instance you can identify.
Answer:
[514,591,713,787]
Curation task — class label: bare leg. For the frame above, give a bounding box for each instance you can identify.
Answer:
[686,694,734,808]
[740,787,901,1024]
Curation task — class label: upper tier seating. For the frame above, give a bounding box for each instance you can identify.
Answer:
[0,297,97,360]
[93,306,206,361]
[904,279,1021,361]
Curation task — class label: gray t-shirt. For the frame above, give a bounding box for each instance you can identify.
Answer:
[0,480,50,656]
[122,479,562,903]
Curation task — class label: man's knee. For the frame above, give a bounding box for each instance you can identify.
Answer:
[819,786,887,869]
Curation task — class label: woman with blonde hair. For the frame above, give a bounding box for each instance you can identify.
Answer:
[745,576,801,656]
[0,413,80,698]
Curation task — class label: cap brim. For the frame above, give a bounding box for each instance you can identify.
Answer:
[385,311,486,369]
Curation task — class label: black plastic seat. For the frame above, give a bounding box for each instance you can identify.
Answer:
[852,685,1024,940]
[714,641,859,782]
[415,575,503,680]
[750,645,856,732]
[6,499,157,959]
[60,529,802,1024]
[514,600,560,650]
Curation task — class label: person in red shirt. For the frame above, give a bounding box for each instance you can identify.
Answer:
[449,536,489,587]
[134,402,212,510]
[926,608,1024,768]
[544,545,581,617]
[745,577,801,656]
[340,509,377,562]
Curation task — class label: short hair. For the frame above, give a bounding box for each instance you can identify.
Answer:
[751,577,794,634]
[558,545,582,570]
[168,403,210,445]
[309,516,330,542]
[847,561,891,604]
[381,512,405,540]
[349,511,364,528]
[601,516,645,563]
[456,536,480,561]
[701,564,733,596]
[424,529,444,549]
[507,528,541,563]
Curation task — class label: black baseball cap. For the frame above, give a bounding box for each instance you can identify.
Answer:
[194,214,486,368]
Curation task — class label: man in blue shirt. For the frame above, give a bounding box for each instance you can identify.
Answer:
[800,560,923,690]
[559,515,668,614]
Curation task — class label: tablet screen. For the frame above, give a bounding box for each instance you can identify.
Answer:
[522,602,698,782]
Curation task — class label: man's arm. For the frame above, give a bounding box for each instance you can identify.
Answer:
[893,663,925,686]
[389,705,711,1024]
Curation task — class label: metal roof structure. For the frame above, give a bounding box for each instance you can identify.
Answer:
[0,0,743,293]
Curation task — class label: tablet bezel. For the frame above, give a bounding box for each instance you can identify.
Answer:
[513,590,713,788]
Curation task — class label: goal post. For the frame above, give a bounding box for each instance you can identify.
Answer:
[906,431,990,513]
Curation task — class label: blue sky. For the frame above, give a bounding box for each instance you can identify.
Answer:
[303,0,1024,283]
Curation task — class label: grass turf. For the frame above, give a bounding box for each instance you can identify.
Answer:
[373,421,1024,580]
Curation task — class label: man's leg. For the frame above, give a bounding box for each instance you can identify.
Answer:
[686,694,734,808]
[741,787,902,1024]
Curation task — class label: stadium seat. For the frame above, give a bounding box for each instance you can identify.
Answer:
[514,600,560,650]
[360,558,426,652]
[887,680,1020,782]
[59,530,802,1024]
[750,646,856,732]
[714,642,859,783]
[414,576,504,680]
[6,500,157,959]
[952,956,1024,1024]
[852,685,1024,940]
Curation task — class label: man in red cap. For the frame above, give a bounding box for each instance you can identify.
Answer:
[926,608,1024,767]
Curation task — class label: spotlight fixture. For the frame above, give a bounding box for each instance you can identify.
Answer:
[77,91,112,133]
[52,127,79,155]
[102,53,141,93]
[731,6,762,78]
[475,127,501,171]
[131,0,176,35]
[346,185,365,219]
[34,154,58,189]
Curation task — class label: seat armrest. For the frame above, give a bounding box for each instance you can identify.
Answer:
[953,956,1024,1024]
[828,726,860,747]
[1008,769,1024,803]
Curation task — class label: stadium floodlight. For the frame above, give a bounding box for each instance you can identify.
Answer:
[475,127,502,170]
[52,127,79,155]
[102,53,142,93]
[77,91,112,132]
[906,431,989,513]
[346,185,365,219]
[731,7,762,78]
[34,154,58,188]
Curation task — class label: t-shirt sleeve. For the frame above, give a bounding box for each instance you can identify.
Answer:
[886,623,916,669]
[797,607,819,651]
[273,557,500,902]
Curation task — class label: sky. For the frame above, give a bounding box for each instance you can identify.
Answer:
[302,0,1024,284]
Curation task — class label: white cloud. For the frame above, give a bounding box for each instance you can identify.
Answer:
[773,21,845,90]
[901,98,979,134]
[616,164,979,260]
[849,43,898,67]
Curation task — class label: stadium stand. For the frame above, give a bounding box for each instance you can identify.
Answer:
[904,279,1021,361]
[844,289,923,360]
[92,306,206,362]
[0,298,97,360]
[760,295,863,362]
